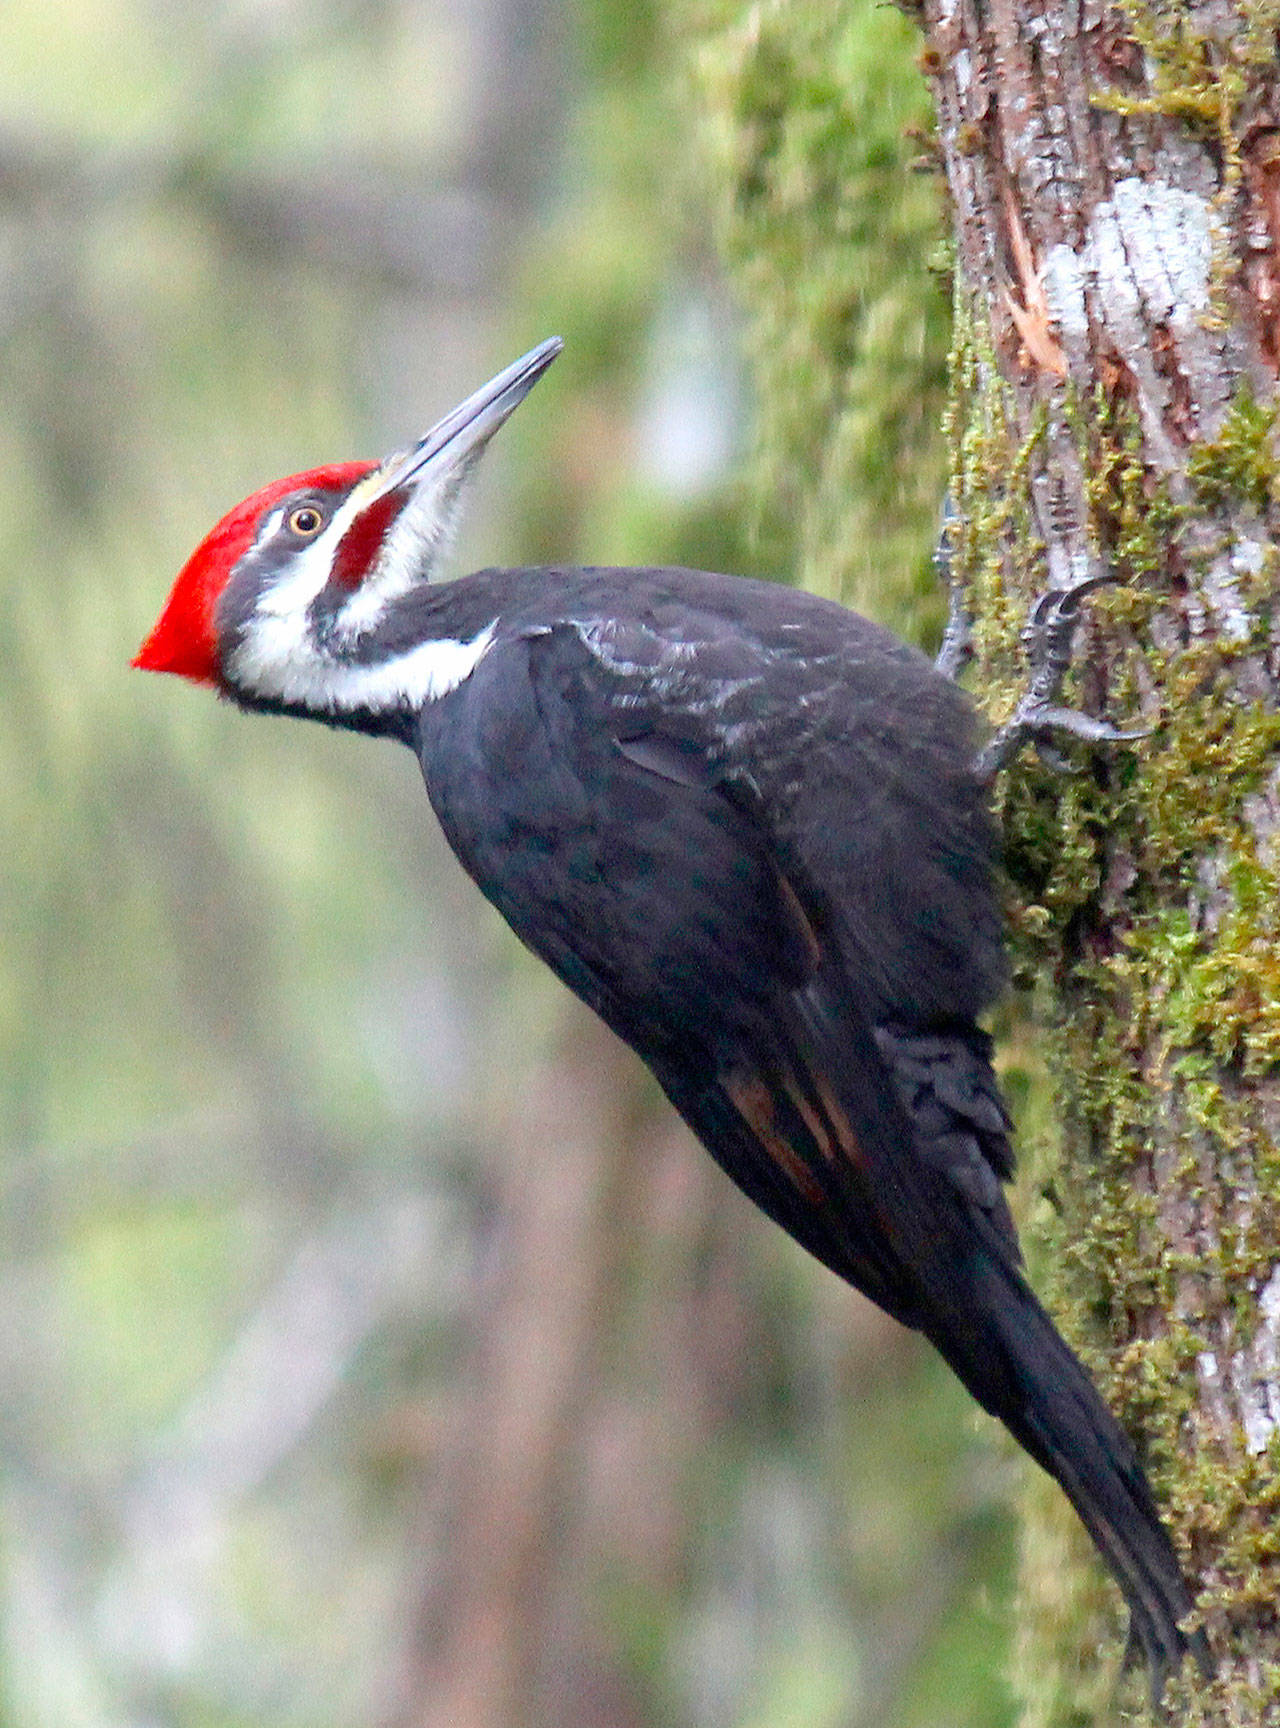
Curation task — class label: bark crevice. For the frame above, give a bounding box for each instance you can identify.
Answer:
[921,0,1280,1717]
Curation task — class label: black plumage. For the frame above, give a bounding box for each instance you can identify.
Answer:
[409,565,1205,1689]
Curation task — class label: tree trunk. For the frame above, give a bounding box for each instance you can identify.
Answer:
[918,1,1280,1719]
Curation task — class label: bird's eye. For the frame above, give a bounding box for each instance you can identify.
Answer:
[287,505,325,538]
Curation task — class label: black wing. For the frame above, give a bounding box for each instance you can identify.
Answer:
[423,617,1017,1312]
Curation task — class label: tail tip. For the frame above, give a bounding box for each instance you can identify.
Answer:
[1134,1613,1214,1707]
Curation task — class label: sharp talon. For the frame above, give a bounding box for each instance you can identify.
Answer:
[1028,706,1149,746]
[977,702,1146,780]
[975,562,1141,779]
[1053,572,1120,611]
[932,494,972,681]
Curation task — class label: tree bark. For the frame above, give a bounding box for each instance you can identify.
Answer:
[918,1,1280,1719]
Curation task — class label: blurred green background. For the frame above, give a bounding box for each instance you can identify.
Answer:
[1,2,1019,1724]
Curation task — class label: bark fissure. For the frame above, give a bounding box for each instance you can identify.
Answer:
[922,0,1280,1718]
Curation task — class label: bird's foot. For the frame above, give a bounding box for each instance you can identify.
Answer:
[974,567,1147,781]
[932,495,973,681]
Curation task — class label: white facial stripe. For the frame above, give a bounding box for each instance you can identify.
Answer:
[229,448,482,713]
[250,477,383,630]
[249,463,465,650]
[228,620,496,713]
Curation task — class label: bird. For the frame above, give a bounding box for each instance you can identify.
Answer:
[135,335,1209,1695]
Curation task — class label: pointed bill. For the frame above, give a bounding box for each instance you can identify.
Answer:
[369,335,564,504]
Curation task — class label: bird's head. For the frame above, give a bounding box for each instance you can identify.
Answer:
[134,337,562,714]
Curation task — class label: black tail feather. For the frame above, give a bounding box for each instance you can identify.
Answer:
[777,974,1212,1699]
[921,1259,1212,1700]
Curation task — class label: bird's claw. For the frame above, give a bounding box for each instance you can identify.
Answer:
[929,502,1144,779]
[975,565,1145,781]
[1019,572,1119,695]
[932,495,973,681]
[978,705,1149,780]
[1025,705,1147,748]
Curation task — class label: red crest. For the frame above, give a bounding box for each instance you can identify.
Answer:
[133,462,375,684]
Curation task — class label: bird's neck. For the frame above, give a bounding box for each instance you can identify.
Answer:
[224,575,507,738]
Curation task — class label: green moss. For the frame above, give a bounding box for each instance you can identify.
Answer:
[946,300,1049,688]
[1067,385,1182,586]
[945,141,1280,1728]
[1093,0,1280,239]
[1095,5,1247,170]
[1097,15,1243,136]
[680,0,950,635]
[1187,386,1280,517]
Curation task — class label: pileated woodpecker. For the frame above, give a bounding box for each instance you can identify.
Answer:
[136,338,1208,1693]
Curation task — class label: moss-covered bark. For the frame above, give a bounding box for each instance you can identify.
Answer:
[681,0,1280,1720]
[929,4,1280,1717]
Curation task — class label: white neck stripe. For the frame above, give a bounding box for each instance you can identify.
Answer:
[230,621,497,714]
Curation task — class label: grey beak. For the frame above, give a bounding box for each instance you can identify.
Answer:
[374,336,563,498]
